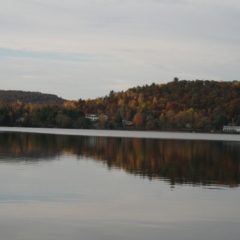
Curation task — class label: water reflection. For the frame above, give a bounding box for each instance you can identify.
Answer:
[0,132,239,187]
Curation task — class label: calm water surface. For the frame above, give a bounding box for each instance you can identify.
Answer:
[0,129,240,240]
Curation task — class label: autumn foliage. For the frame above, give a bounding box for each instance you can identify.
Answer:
[0,79,240,130]
[77,79,240,130]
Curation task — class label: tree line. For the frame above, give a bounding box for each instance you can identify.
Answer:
[0,101,89,128]
[0,79,240,130]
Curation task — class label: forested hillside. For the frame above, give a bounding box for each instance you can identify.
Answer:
[77,79,240,130]
[0,79,240,130]
[0,90,65,104]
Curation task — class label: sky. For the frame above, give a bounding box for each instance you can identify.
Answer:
[1,0,240,100]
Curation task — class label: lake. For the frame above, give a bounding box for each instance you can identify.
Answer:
[0,128,240,240]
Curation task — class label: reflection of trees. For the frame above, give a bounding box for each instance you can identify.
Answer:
[0,133,62,161]
[83,138,240,187]
[0,133,240,187]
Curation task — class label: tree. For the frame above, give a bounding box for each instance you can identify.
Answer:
[55,114,72,128]
[98,114,107,129]
[166,110,175,128]
[145,114,156,130]
[236,115,240,126]
[175,111,184,129]
[109,90,114,97]
[196,116,211,130]
[214,114,228,130]
[159,113,166,129]
[133,112,143,128]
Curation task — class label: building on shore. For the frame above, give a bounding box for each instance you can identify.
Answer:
[85,114,108,122]
[122,119,132,126]
[223,126,240,132]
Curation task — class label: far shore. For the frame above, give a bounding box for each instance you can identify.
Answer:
[0,127,240,142]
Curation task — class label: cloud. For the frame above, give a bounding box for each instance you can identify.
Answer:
[0,48,89,63]
[1,0,240,100]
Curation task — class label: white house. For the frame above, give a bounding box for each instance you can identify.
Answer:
[16,117,24,123]
[85,114,108,122]
[122,119,132,126]
[223,126,240,132]
[85,114,99,122]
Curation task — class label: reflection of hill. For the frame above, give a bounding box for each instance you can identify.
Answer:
[81,137,240,187]
[0,132,239,187]
[0,133,61,161]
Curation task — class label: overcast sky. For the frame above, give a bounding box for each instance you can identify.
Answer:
[1,0,240,100]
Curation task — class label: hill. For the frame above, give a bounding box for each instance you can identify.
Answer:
[76,79,240,130]
[0,90,66,105]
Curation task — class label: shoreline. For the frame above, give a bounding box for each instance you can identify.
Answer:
[0,127,240,142]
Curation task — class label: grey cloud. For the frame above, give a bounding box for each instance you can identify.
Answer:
[1,0,240,99]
